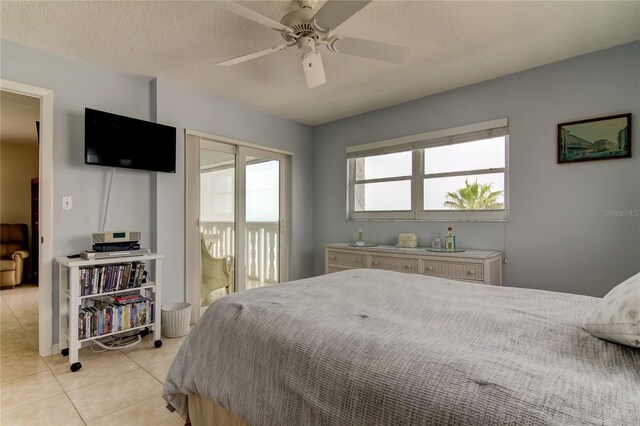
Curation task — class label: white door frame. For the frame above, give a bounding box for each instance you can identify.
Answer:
[184,130,291,324]
[1,79,54,357]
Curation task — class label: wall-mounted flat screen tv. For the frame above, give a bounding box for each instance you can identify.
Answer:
[85,108,176,173]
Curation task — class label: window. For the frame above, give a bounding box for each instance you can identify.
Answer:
[354,151,412,213]
[347,119,509,221]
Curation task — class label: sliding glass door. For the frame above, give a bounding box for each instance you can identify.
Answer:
[240,147,286,290]
[199,141,236,313]
[186,134,289,321]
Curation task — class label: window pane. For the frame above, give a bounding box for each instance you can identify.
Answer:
[424,173,504,210]
[246,160,279,222]
[201,168,234,222]
[355,180,411,211]
[424,137,505,174]
[356,151,412,180]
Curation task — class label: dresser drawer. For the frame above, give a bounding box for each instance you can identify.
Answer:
[371,256,419,274]
[326,250,366,268]
[423,261,484,282]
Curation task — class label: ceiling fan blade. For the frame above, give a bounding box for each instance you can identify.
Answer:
[331,36,410,63]
[313,0,373,31]
[302,51,327,89]
[219,0,292,33]
[217,44,291,66]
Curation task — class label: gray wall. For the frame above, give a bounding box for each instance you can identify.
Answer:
[0,40,315,344]
[312,41,640,297]
[1,39,155,341]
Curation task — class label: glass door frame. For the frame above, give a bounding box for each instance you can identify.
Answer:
[237,146,289,293]
[185,131,291,324]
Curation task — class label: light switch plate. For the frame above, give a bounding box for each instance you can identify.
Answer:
[62,196,72,210]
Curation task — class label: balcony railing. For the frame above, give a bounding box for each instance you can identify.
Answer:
[201,221,279,285]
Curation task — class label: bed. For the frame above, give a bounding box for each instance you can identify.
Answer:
[162,268,640,425]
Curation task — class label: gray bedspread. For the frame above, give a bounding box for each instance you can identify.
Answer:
[162,269,640,425]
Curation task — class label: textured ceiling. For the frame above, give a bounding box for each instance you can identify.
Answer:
[1,1,639,126]
[0,90,40,146]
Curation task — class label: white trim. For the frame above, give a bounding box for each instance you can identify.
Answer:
[416,209,510,222]
[184,133,200,325]
[200,139,236,155]
[280,154,290,283]
[1,79,54,357]
[346,118,508,155]
[350,210,415,221]
[353,175,412,185]
[424,167,506,179]
[412,149,423,216]
[236,148,247,292]
[186,129,293,156]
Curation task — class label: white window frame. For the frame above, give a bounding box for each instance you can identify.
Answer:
[347,118,509,222]
[348,152,416,220]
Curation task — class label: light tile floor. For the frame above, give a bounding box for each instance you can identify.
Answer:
[0,284,186,426]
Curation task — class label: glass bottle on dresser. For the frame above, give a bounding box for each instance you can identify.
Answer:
[445,226,456,251]
[432,234,441,250]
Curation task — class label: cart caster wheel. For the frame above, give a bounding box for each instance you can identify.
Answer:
[61,348,69,357]
[154,340,162,348]
[139,328,150,338]
[70,362,82,372]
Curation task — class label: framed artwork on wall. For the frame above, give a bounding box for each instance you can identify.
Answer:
[558,113,631,163]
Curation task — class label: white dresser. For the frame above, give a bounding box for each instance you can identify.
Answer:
[325,243,503,286]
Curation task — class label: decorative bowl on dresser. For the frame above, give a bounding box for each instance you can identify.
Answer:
[325,243,503,286]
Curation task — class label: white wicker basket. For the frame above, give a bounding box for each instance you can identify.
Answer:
[161,303,191,338]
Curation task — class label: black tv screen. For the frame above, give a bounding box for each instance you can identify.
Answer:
[85,108,176,173]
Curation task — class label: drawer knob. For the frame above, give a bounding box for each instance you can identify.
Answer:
[356,259,362,263]
[373,261,379,265]
[330,256,336,260]
[467,269,475,274]
[426,267,433,271]
[404,264,412,269]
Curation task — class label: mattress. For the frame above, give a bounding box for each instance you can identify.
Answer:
[162,269,640,425]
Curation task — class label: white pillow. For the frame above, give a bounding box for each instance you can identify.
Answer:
[583,272,640,348]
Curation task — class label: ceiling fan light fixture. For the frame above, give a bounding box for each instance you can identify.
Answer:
[302,50,326,89]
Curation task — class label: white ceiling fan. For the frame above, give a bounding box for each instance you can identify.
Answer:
[217,0,410,89]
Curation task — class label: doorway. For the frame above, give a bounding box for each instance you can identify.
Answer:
[0,79,54,357]
[185,132,291,323]
[0,90,39,283]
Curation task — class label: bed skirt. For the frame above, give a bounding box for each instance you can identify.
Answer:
[187,394,247,426]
